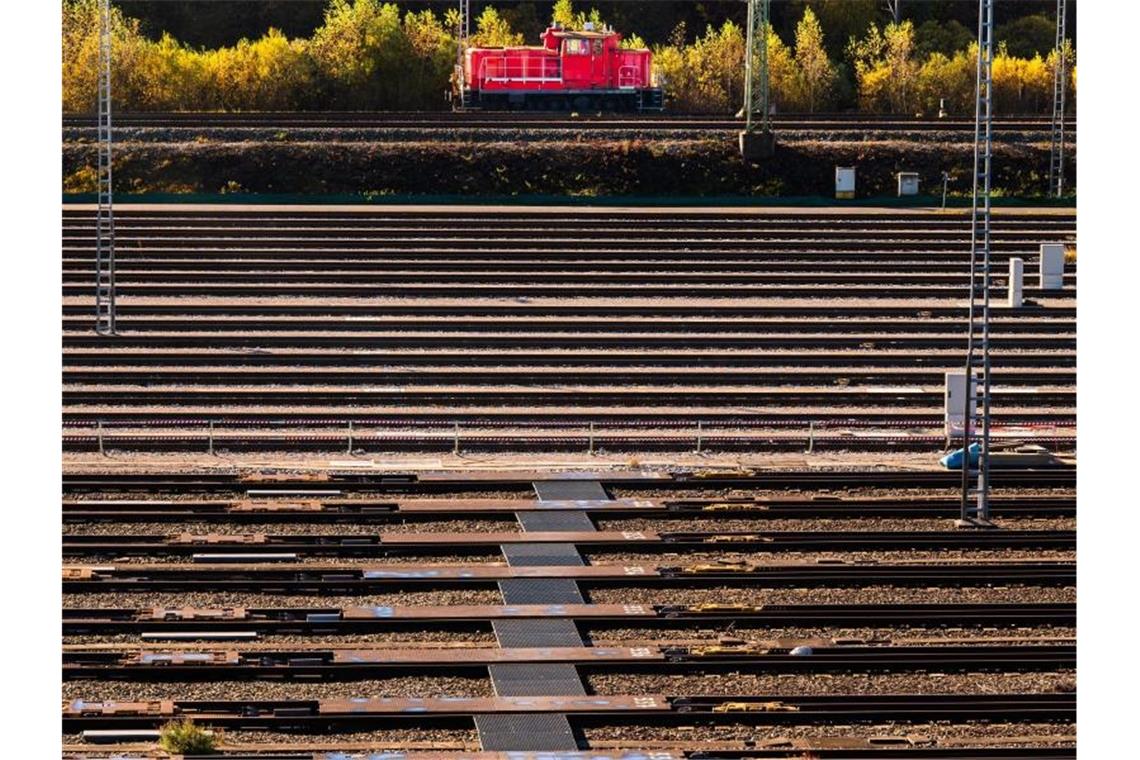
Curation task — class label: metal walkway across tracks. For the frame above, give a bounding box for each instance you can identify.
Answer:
[478,480,607,750]
[533,480,611,502]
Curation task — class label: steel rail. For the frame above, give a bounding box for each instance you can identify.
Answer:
[61,528,1076,557]
[59,348,1076,369]
[59,469,1077,491]
[61,601,1077,635]
[62,642,1075,679]
[62,561,1075,592]
[61,693,1076,731]
[60,494,1076,520]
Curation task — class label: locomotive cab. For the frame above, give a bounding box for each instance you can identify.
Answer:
[459,23,663,112]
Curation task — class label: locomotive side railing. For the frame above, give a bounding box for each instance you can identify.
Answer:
[479,55,563,84]
[617,65,642,89]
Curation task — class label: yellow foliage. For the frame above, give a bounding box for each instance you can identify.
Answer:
[61,0,1075,116]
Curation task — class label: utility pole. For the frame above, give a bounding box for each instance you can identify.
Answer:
[739,0,775,160]
[454,0,472,109]
[1048,0,1068,198]
[958,0,995,528]
[457,1,471,77]
[95,0,116,335]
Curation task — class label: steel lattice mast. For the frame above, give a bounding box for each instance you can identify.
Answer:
[95,0,116,335]
[742,0,771,135]
[457,1,471,72]
[1048,0,1068,198]
[959,0,996,526]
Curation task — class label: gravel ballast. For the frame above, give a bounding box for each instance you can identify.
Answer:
[595,517,1075,533]
[581,721,1075,744]
[586,584,1076,606]
[586,670,1076,696]
[63,675,492,701]
[63,589,504,609]
[62,518,518,536]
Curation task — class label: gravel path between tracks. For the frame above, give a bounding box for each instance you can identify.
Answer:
[77,553,500,565]
[66,630,500,645]
[63,584,1073,610]
[581,722,1075,745]
[585,626,1077,645]
[62,589,503,609]
[64,727,480,747]
[610,487,1075,500]
[62,675,493,701]
[62,518,518,536]
[587,585,1076,606]
[586,549,1077,564]
[64,489,534,501]
[586,670,1076,697]
[595,517,1075,533]
[60,516,1074,537]
[69,547,1076,566]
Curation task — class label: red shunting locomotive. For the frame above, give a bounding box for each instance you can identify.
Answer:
[457,22,663,112]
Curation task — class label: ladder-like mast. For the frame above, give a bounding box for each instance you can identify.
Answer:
[95,0,116,336]
[959,0,996,527]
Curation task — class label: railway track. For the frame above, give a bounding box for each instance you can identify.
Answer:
[61,748,1078,760]
[61,206,1075,452]
[61,495,1076,521]
[63,641,1076,679]
[62,467,1077,753]
[62,692,1075,730]
[62,529,1075,558]
[60,468,1076,493]
[65,602,1075,634]
[61,111,1075,142]
[63,560,1075,592]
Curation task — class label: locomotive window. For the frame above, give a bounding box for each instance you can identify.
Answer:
[593,40,603,55]
[564,39,590,55]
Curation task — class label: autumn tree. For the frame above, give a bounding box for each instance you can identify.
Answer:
[792,8,837,112]
[308,0,412,107]
[847,20,919,113]
[471,7,523,47]
[552,1,605,31]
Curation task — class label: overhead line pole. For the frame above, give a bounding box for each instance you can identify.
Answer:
[95,0,116,336]
[959,0,995,528]
[1048,0,1068,198]
[739,0,775,159]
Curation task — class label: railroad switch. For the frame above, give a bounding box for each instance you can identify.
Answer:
[230,500,323,513]
[691,468,757,479]
[168,532,268,545]
[690,644,773,657]
[129,650,239,666]
[702,502,770,512]
[679,560,755,575]
[64,700,175,717]
[63,566,112,581]
[240,472,330,483]
[707,534,771,543]
[145,607,248,622]
[713,700,799,713]
[683,603,765,615]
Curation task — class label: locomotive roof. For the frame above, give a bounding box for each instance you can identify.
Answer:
[547,29,616,39]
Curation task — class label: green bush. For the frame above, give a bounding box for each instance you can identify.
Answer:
[158,719,218,755]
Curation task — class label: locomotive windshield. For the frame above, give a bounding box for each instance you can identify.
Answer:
[564,38,590,55]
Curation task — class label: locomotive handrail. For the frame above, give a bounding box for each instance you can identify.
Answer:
[479,54,563,84]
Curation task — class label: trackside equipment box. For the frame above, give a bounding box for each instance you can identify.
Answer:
[835,167,856,199]
[897,172,920,196]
